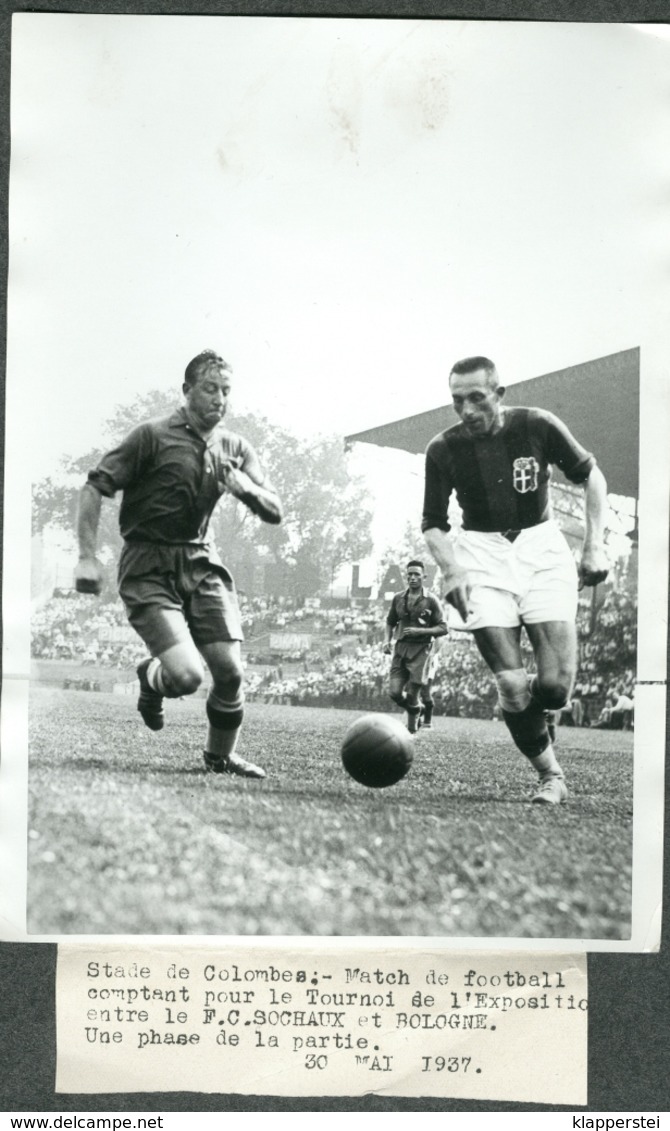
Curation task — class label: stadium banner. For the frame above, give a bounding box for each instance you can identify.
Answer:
[268,633,312,653]
[98,626,136,644]
[55,944,587,1103]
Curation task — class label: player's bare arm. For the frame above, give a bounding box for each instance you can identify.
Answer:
[74,483,105,595]
[220,452,282,525]
[382,617,396,654]
[579,464,609,587]
[423,526,471,621]
[403,624,448,639]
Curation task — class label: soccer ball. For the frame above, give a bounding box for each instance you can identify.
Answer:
[341,714,414,789]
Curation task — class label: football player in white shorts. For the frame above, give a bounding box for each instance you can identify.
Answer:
[422,357,608,804]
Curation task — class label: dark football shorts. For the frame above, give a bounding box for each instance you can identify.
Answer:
[118,542,243,656]
[390,641,433,687]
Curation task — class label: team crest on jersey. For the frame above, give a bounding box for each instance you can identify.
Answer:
[512,456,540,494]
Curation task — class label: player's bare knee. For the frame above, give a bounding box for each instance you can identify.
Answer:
[212,663,243,701]
[536,675,571,710]
[494,668,530,713]
[167,663,203,697]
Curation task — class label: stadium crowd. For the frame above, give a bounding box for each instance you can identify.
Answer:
[31,579,636,725]
[31,595,147,668]
[248,584,637,727]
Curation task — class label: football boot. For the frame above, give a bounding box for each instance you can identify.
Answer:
[203,751,266,779]
[532,772,568,805]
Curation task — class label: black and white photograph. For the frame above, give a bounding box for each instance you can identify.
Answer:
[2,15,667,945]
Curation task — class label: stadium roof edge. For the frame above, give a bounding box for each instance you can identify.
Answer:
[345,348,639,499]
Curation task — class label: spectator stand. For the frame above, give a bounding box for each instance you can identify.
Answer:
[30,573,636,727]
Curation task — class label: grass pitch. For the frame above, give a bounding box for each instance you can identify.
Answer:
[28,688,633,938]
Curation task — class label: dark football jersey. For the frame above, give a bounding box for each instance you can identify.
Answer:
[421,407,595,534]
[386,589,447,638]
[87,407,255,543]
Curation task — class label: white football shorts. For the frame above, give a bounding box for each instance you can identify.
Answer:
[450,519,578,631]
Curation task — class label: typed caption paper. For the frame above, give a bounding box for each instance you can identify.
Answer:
[56,945,587,1103]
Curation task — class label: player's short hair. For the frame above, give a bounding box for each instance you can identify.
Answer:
[449,356,499,389]
[407,559,424,572]
[184,350,232,388]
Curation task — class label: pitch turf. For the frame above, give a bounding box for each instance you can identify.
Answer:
[28,688,633,938]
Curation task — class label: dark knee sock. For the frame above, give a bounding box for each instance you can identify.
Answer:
[207,691,244,731]
[502,701,550,758]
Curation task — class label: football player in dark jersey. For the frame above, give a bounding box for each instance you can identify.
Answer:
[422,356,608,804]
[383,560,448,734]
[75,350,282,778]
